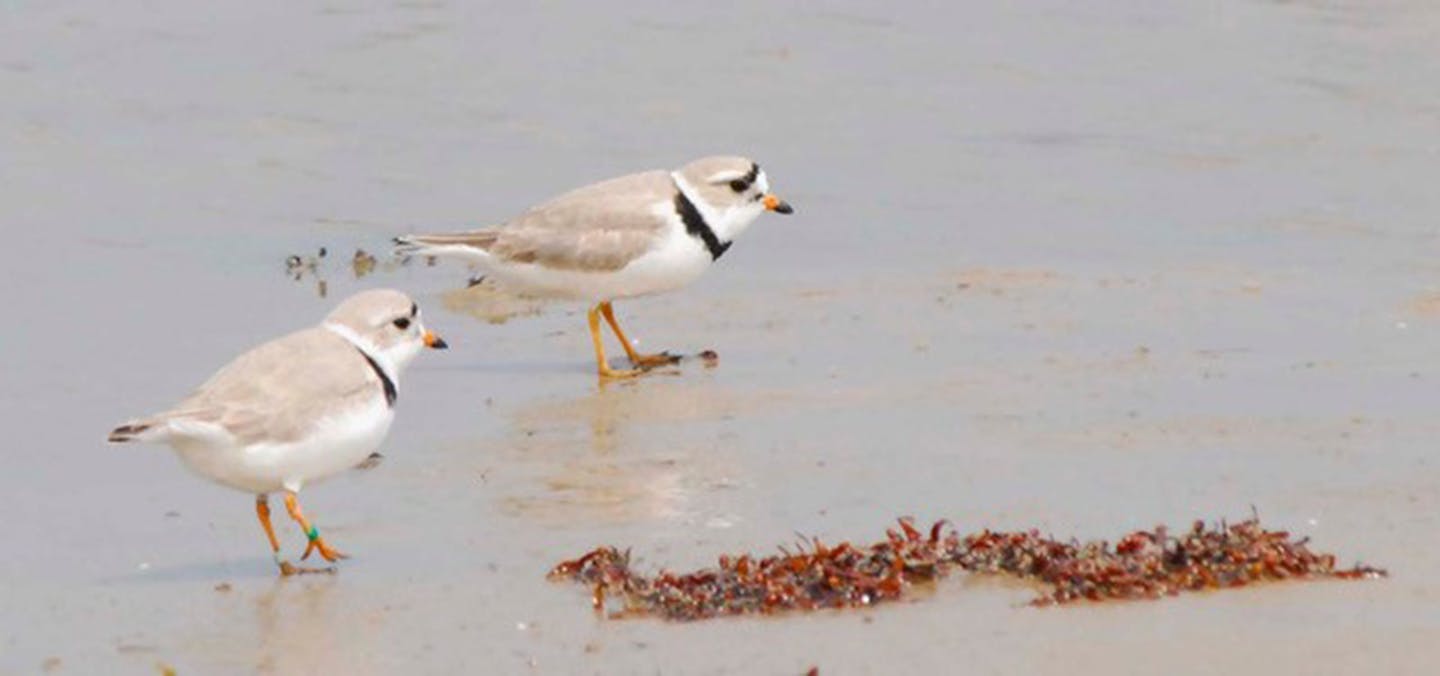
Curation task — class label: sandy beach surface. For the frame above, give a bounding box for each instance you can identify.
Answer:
[3,1,1439,673]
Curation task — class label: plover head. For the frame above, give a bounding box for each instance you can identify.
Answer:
[673,156,794,242]
[323,289,447,375]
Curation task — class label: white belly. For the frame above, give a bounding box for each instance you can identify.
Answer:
[171,399,394,494]
[485,228,715,302]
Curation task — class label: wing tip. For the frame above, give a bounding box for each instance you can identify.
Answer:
[392,234,434,257]
[108,422,153,443]
[392,233,499,263]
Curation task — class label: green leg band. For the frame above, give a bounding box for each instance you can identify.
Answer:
[307,525,320,542]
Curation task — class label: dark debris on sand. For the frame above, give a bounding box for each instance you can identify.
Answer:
[548,516,1385,621]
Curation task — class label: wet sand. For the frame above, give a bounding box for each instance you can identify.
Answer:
[4,1,1440,673]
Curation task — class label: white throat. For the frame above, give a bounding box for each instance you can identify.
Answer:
[671,171,762,243]
[323,321,398,384]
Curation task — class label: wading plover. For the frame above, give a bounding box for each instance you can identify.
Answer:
[395,155,793,378]
[108,289,448,574]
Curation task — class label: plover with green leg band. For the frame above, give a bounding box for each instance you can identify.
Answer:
[108,290,449,575]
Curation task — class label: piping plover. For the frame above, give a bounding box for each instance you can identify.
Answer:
[395,155,793,378]
[108,289,448,574]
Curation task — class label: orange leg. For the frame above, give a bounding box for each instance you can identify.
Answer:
[598,301,681,369]
[283,492,347,563]
[588,305,641,379]
[257,495,304,576]
[256,495,282,554]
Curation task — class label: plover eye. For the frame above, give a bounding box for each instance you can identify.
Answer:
[393,317,411,330]
[729,179,748,193]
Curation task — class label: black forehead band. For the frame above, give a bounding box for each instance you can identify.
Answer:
[742,163,760,185]
[410,302,418,317]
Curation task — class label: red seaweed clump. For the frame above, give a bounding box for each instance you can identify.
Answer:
[547,516,1385,621]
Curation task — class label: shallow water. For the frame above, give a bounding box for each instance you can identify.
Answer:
[4,0,1440,673]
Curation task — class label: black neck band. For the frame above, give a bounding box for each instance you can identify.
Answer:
[357,348,397,407]
[674,189,731,261]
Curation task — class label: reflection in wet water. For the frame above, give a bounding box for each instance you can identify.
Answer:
[439,282,546,325]
[167,576,364,674]
[246,577,391,675]
[250,578,347,674]
[497,382,703,526]
[493,379,884,529]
